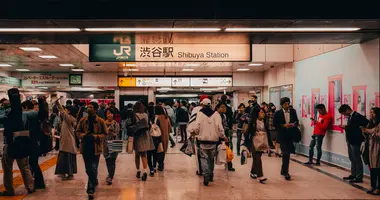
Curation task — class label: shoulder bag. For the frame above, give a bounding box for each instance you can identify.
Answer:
[253,131,269,152]
[150,117,162,137]
[127,114,149,137]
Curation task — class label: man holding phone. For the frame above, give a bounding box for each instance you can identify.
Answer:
[304,104,332,166]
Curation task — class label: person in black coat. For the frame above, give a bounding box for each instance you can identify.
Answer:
[273,97,299,181]
[339,104,369,183]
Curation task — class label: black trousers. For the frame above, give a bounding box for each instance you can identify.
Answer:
[83,154,100,195]
[148,137,164,171]
[105,155,117,179]
[169,134,175,146]
[280,140,294,175]
[29,145,45,188]
[179,124,187,141]
[308,135,324,162]
[370,168,380,189]
[251,150,263,177]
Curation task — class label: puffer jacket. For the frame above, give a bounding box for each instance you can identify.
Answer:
[191,107,225,142]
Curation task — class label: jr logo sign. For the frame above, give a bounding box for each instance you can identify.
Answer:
[113,46,131,58]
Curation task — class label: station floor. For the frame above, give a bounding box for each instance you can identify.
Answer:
[0,139,378,200]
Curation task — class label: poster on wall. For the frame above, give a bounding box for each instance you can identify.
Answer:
[353,85,367,116]
[343,94,352,125]
[311,89,320,122]
[370,100,376,109]
[22,73,69,87]
[302,95,308,118]
[375,92,380,107]
[320,95,327,108]
[328,75,343,132]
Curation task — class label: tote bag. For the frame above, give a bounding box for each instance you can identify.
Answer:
[150,118,162,137]
[107,140,123,153]
[253,131,269,152]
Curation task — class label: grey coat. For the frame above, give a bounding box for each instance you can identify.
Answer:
[366,123,380,168]
[58,105,78,154]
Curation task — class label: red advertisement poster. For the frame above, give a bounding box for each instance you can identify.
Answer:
[376,92,380,107]
[328,75,343,133]
[302,95,308,118]
[352,85,367,116]
[311,88,320,125]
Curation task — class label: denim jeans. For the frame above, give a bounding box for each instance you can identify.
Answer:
[308,135,324,162]
[236,129,243,154]
[199,146,217,177]
[347,143,363,180]
[83,154,100,194]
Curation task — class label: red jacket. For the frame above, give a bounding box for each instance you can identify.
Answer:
[313,113,332,136]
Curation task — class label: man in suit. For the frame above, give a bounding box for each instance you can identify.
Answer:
[273,97,299,181]
[338,104,368,183]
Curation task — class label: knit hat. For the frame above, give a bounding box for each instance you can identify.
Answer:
[200,94,209,102]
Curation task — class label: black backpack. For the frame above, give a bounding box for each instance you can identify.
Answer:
[8,119,31,159]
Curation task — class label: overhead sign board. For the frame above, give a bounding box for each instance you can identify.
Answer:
[136,77,172,87]
[190,77,232,87]
[171,78,190,87]
[0,76,21,87]
[22,73,69,87]
[90,44,250,62]
[118,77,136,87]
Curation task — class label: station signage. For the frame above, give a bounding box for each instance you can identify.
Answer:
[22,73,69,87]
[0,76,21,87]
[171,78,190,87]
[90,44,250,62]
[136,77,172,87]
[118,77,232,87]
[190,77,232,87]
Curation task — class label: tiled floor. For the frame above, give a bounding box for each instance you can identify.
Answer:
[3,143,372,200]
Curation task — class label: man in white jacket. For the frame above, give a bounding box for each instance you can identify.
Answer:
[190,98,228,186]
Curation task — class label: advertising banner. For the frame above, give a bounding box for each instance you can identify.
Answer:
[22,73,69,87]
[0,76,21,87]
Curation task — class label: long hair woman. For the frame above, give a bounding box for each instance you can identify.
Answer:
[246,107,272,184]
[103,109,120,185]
[362,107,380,195]
[54,100,78,181]
[133,102,155,181]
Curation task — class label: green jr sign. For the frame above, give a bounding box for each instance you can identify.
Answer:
[0,76,21,87]
[89,44,136,62]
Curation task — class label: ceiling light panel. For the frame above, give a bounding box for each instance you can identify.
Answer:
[0,28,81,32]
[39,55,57,59]
[16,69,30,71]
[225,27,360,32]
[71,69,84,72]
[85,28,221,32]
[59,64,74,67]
[0,64,12,67]
[19,47,42,51]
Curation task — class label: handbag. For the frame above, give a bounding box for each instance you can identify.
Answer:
[107,140,123,153]
[291,127,302,143]
[157,142,164,153]
[180,138,195,157]
[127,136,134,154]
[253,131,269,152]
[128,114,149,137]
[150,118,162,137]
[242,123,249,134]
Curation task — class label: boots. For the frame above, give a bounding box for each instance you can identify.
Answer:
[227,162,235,171]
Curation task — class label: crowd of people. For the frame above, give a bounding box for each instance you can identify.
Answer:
[0,88,379,198]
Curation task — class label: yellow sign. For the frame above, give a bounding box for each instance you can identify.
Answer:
[118,77,136,87]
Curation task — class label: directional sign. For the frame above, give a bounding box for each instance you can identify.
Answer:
[172,78,190,87]
[190,77,232,87]
[118,77,136,87]
[136,77,171,87]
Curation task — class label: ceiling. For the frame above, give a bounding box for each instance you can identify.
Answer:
[0,44,284,73]
[0,20,378,44]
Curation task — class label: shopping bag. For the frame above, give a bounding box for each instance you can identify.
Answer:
[107,140,123,153]
[226,145,234,162]
[216,143,227,165]
[253,131,269,152]
[180,139,194,157]
[240,146,249,165]
[127,137,134,154]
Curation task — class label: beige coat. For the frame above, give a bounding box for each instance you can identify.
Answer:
[156,115,171,153]
[57,105,78,154]
[366,123,380,168]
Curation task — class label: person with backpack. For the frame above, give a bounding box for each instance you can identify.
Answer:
[0,88,35,196]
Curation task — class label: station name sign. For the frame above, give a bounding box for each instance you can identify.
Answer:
[90,44,250,62]
[118,77,232,87]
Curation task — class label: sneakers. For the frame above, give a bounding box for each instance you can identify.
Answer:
[136,171,141,179]
[88,194,95,200]
[303,161,314,165]
[259,177,267,184]
[203,176,209,186]
[250,173,258,179]
[149,171,155,177]
[106,177,112,185]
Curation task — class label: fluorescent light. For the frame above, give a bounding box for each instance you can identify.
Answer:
[39,55,57,59]
[156,94,198,98]
[0,28,81,32]
[59,64,74,67]
[16,69,30,72]
[123,63,136,67]
[225,27,360,32]
[248,63,263,66]
[37,87,48,89]
[19,47,42,51]
[122,68,139,72]
[71,69,84,72]
[185,63,201,67]
[237,68,250,71]
[85,28,221,32]
[0,64,12,67]
[182,69,194,72]
[157,88,173,91]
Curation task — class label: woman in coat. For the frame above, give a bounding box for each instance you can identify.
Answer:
[362,107,380,195]
[54,101,78,180]
[103,109,120,185]
[133,102,155,181]
[246,107,272,184]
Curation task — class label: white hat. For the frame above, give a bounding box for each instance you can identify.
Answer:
[201,98,211,106]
